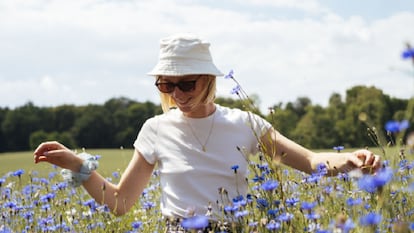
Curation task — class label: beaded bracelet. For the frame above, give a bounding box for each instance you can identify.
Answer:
[61,152,99,187]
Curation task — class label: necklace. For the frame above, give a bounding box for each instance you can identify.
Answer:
[185,111,216,152]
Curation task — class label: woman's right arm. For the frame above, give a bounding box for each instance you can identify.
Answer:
[83,149,155,215]
[34,142,155,216]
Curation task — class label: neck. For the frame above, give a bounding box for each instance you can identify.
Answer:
[183,103,216,118]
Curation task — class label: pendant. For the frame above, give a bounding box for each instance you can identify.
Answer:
[202,146,206,152]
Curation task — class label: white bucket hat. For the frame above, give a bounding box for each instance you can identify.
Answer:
[147,33,224,77]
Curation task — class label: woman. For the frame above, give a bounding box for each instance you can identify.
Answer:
[33,33,381,231]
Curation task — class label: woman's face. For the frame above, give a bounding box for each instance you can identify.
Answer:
[156,75,209,113]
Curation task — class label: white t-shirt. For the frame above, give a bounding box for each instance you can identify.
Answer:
[133,104,272,218]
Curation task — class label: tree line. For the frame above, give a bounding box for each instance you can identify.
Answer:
[0,85,412,152]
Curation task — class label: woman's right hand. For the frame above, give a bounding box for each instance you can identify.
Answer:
[33,141,83,172]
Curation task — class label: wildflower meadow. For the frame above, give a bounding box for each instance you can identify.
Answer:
[1,71,413,232]
[1,145,413,232]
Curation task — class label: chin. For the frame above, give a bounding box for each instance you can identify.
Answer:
[177,105,193,113]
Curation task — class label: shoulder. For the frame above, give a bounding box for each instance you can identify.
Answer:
[144,108,182,125]
[216,104,255,120]
[216,104,272,130]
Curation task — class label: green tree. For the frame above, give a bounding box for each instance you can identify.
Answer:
[291,105,336,148]
[326,93,347,147]
[0,107,9,152]
[342,86,389,147]
[29,130,76,150]
[1,102,49,151]
[72,104,114,148]
[51,105,78,132]
[267,103,299,139]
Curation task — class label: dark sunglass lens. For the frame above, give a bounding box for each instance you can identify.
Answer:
[157,83,174,93]
[177,81,196,92]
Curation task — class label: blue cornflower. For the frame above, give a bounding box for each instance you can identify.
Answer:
[0,226,12,233]
[341,219,356,233]
[402,48,414,59]
[231,85,241,95]
[301,201,317,210]
[39,178,49,185]
[359,212,381,226]
[53,182,67,190]
[252,174,265,182]
[333,146,344,152]
[3,201,17,209]
[41,203,51,211]
[266,220,281,230]
[358,167,393,193]
[23,210,34,221]
[256,198,269,209]
[231,165,239,173]
[286,197,300,207]
[346,197,362,206]
[261,180,279,191]
[12,169,24,177]
[224,69,234,79]
[232,195,243,202]
[267,209,279,217]
[232,197,247,208]
[385,120,409,133]
[142,201,156,210]
[316,163,328,175]
[83,199,98,211]
[0,178,5,186]
[373,167,393,186]
[224,205,237,213]
[112,171,120,179]
[48,172,57,179]
[40,192,56,203]
[234,210,249,218]
[305,212,320,220]
[248,221,258,228]
[131,221,142,230]
[181,215,209,230]
[278,212,293,222]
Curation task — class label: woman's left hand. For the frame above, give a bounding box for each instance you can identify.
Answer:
[352,149,382,174]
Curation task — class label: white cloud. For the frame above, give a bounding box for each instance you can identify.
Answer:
[0,0,413,112]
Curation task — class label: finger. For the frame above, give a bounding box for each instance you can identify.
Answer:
[348,154,364,168]
[35,155,49,163]
[372,155,382,171]
[355,150,375,163]
[34,148,65,164]
[33,141,62,155]
[364,153,375,166]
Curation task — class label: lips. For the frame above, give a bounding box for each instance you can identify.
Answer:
[175,98,191,106]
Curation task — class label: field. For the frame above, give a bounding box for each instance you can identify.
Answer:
[0,147,413,232]
[0,148,134,179]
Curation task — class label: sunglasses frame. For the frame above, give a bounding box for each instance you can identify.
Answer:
[155,76,201,93]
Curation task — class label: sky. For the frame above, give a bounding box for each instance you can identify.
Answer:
[0,0,413,112]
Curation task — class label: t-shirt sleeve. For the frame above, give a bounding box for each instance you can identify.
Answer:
[133,117,159,165]
[249,112,273,138]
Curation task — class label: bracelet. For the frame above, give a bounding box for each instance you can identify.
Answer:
[61,152,99,187]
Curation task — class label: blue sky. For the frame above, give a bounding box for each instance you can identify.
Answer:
[0,0,413,112]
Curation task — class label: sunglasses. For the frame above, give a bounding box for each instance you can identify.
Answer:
[155,78,199,93]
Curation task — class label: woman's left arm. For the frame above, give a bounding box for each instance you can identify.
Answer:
[260,128,381,175]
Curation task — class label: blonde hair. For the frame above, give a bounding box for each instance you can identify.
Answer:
[158,75,216,113]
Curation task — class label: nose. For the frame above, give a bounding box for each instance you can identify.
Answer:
[171,86,186,99]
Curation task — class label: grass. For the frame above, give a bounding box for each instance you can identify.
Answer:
[0,148,134,179]
[0,147,393,177]
[0,146,413,232]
